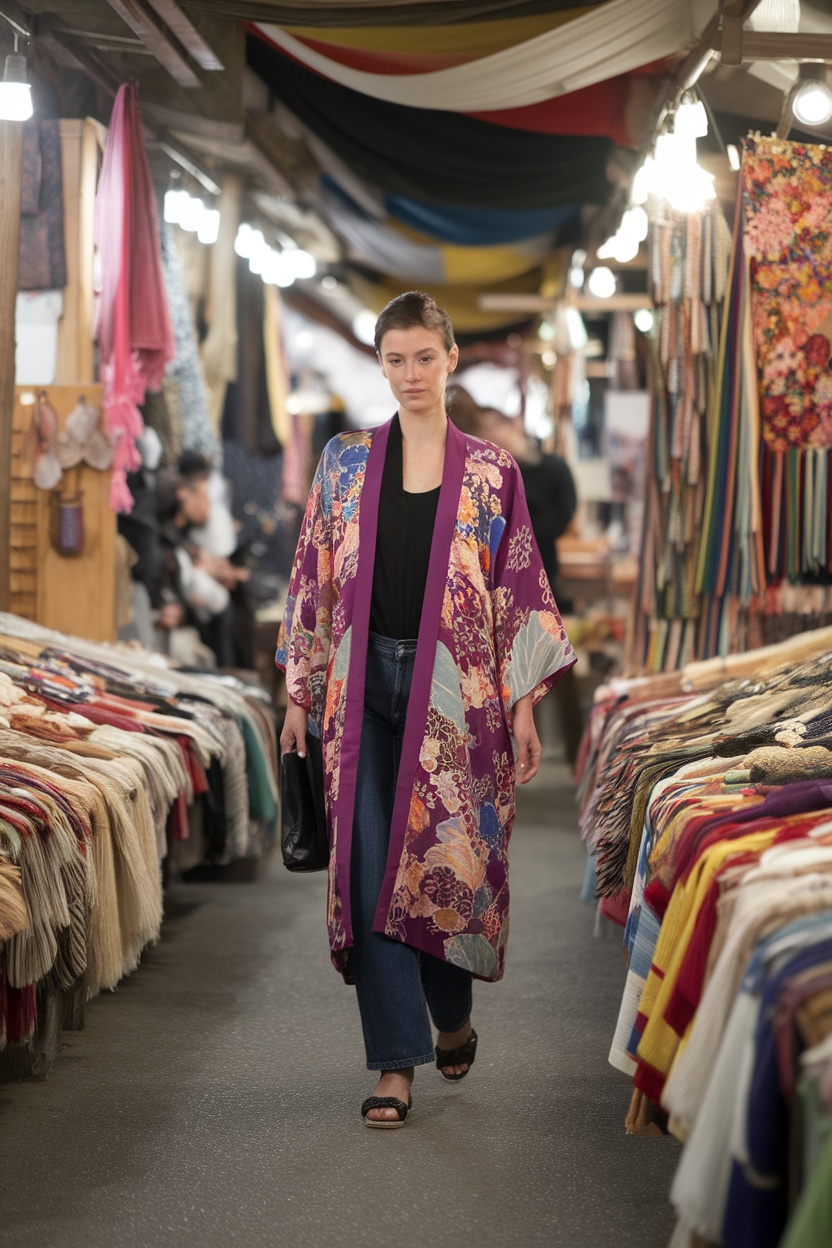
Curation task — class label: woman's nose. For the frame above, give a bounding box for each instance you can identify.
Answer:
[404,359,421,381]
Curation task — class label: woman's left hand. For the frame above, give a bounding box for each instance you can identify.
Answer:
[512,693,542,784]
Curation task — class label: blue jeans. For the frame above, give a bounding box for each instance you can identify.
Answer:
[349,633,473,1070]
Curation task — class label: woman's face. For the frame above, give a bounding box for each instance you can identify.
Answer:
[377,325,458,418]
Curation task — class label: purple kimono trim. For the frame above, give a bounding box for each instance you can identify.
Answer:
[332,418,391,950]
[372,418,467,936]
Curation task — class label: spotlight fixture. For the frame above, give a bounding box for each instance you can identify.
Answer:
[792,64,832,128]
[0,13,33,122]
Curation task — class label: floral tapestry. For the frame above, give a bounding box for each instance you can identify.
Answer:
[743,135,832,451]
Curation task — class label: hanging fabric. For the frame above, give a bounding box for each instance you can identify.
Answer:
[94,83,174,513]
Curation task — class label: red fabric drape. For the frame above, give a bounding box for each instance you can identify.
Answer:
[95,82,173,513]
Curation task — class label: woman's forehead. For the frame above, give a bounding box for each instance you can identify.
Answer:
[379,325,447,355]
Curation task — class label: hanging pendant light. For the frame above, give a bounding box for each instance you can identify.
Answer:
[0,12,33,123]
[792,64,832,128]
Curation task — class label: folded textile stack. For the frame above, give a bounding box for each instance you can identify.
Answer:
[577,626,832,1248]
[0,612,277,1059]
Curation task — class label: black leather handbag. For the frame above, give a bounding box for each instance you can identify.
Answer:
[279,731,328,872]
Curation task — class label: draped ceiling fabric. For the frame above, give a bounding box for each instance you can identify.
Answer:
[254,0,716,109]
[246,0,711,332]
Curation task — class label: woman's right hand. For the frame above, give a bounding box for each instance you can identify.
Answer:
[280,699,309,756]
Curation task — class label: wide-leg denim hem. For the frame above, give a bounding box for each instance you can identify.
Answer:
[368,1051,436,1072]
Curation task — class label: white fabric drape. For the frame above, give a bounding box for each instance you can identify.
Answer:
[255,0,718,112]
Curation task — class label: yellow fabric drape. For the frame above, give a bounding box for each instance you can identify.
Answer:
[347,267,554,333]
[263,285,292,447]
[201,174,242,433]
[283,8,593,58]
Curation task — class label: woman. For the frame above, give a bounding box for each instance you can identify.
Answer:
[277,292,575,1127]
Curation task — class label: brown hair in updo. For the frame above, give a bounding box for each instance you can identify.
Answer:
[373,291,455,354]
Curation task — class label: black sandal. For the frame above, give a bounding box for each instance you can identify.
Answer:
[435,1027,478,1081]
[360,1095,413,1129]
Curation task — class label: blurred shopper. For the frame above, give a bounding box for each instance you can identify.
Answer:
[278,292,575,1128]
[175,452,255,669]
[478,411,577,602]
[483,413,582,765]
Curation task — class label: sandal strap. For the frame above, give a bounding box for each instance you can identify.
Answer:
[361,1095,411,1121]
[435,1027,478,1067]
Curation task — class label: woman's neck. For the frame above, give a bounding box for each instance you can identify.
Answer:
[398,406,448,492]
[398,405,448,446]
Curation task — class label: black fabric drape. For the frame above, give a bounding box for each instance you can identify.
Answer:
[247,35,613,210]
[221,259,281,457]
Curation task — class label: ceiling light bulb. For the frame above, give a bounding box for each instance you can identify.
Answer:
[793,78,832,127]
[631,158,655,205]
[621,206,649,243]
[164,189,187,225]
[197,207,220,245]
[178,195,204,233]
[0,53,32,122]
[285,249,316,281]
[353,310,377,347]
[249,238,270,275]
[569,266,585,289]
[596,237,617,261]
[674,95,708,139]
[587,267,616,299]
[234,224,255,258]
[634,309,655,333]
[611,232,640,264]
[727,144,741,172]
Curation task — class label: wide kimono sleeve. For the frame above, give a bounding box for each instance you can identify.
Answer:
[275,442,334,724]
[491,458,576,715]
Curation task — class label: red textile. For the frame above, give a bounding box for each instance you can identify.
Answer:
[470,75,656,149]
[599,887,631,928]
[95,83,173,513]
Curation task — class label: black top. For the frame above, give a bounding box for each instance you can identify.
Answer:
[518,452,577,588]
[370,416,440,641]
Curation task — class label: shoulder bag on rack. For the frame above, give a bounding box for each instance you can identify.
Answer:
[280,731,328,872]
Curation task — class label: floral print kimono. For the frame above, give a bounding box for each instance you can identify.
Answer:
[276,416,575,982]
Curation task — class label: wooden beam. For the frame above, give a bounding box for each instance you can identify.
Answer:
[244,112,313,198]
[36,13,125,93]
[741,32,832,61]
[104,0,201,88]
[478,293,652,314]
[143,0,224,71]
[0,121,23,614]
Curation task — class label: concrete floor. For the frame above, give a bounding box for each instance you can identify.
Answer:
[0,763,680,1247]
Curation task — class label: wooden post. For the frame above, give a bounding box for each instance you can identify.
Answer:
[0,119,23,614]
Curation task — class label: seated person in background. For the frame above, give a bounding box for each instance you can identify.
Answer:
[154,467,231,667]
[175,452,256,670]
[175,452,250,595]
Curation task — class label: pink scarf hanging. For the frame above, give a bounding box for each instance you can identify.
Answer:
[95,82,173,512]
